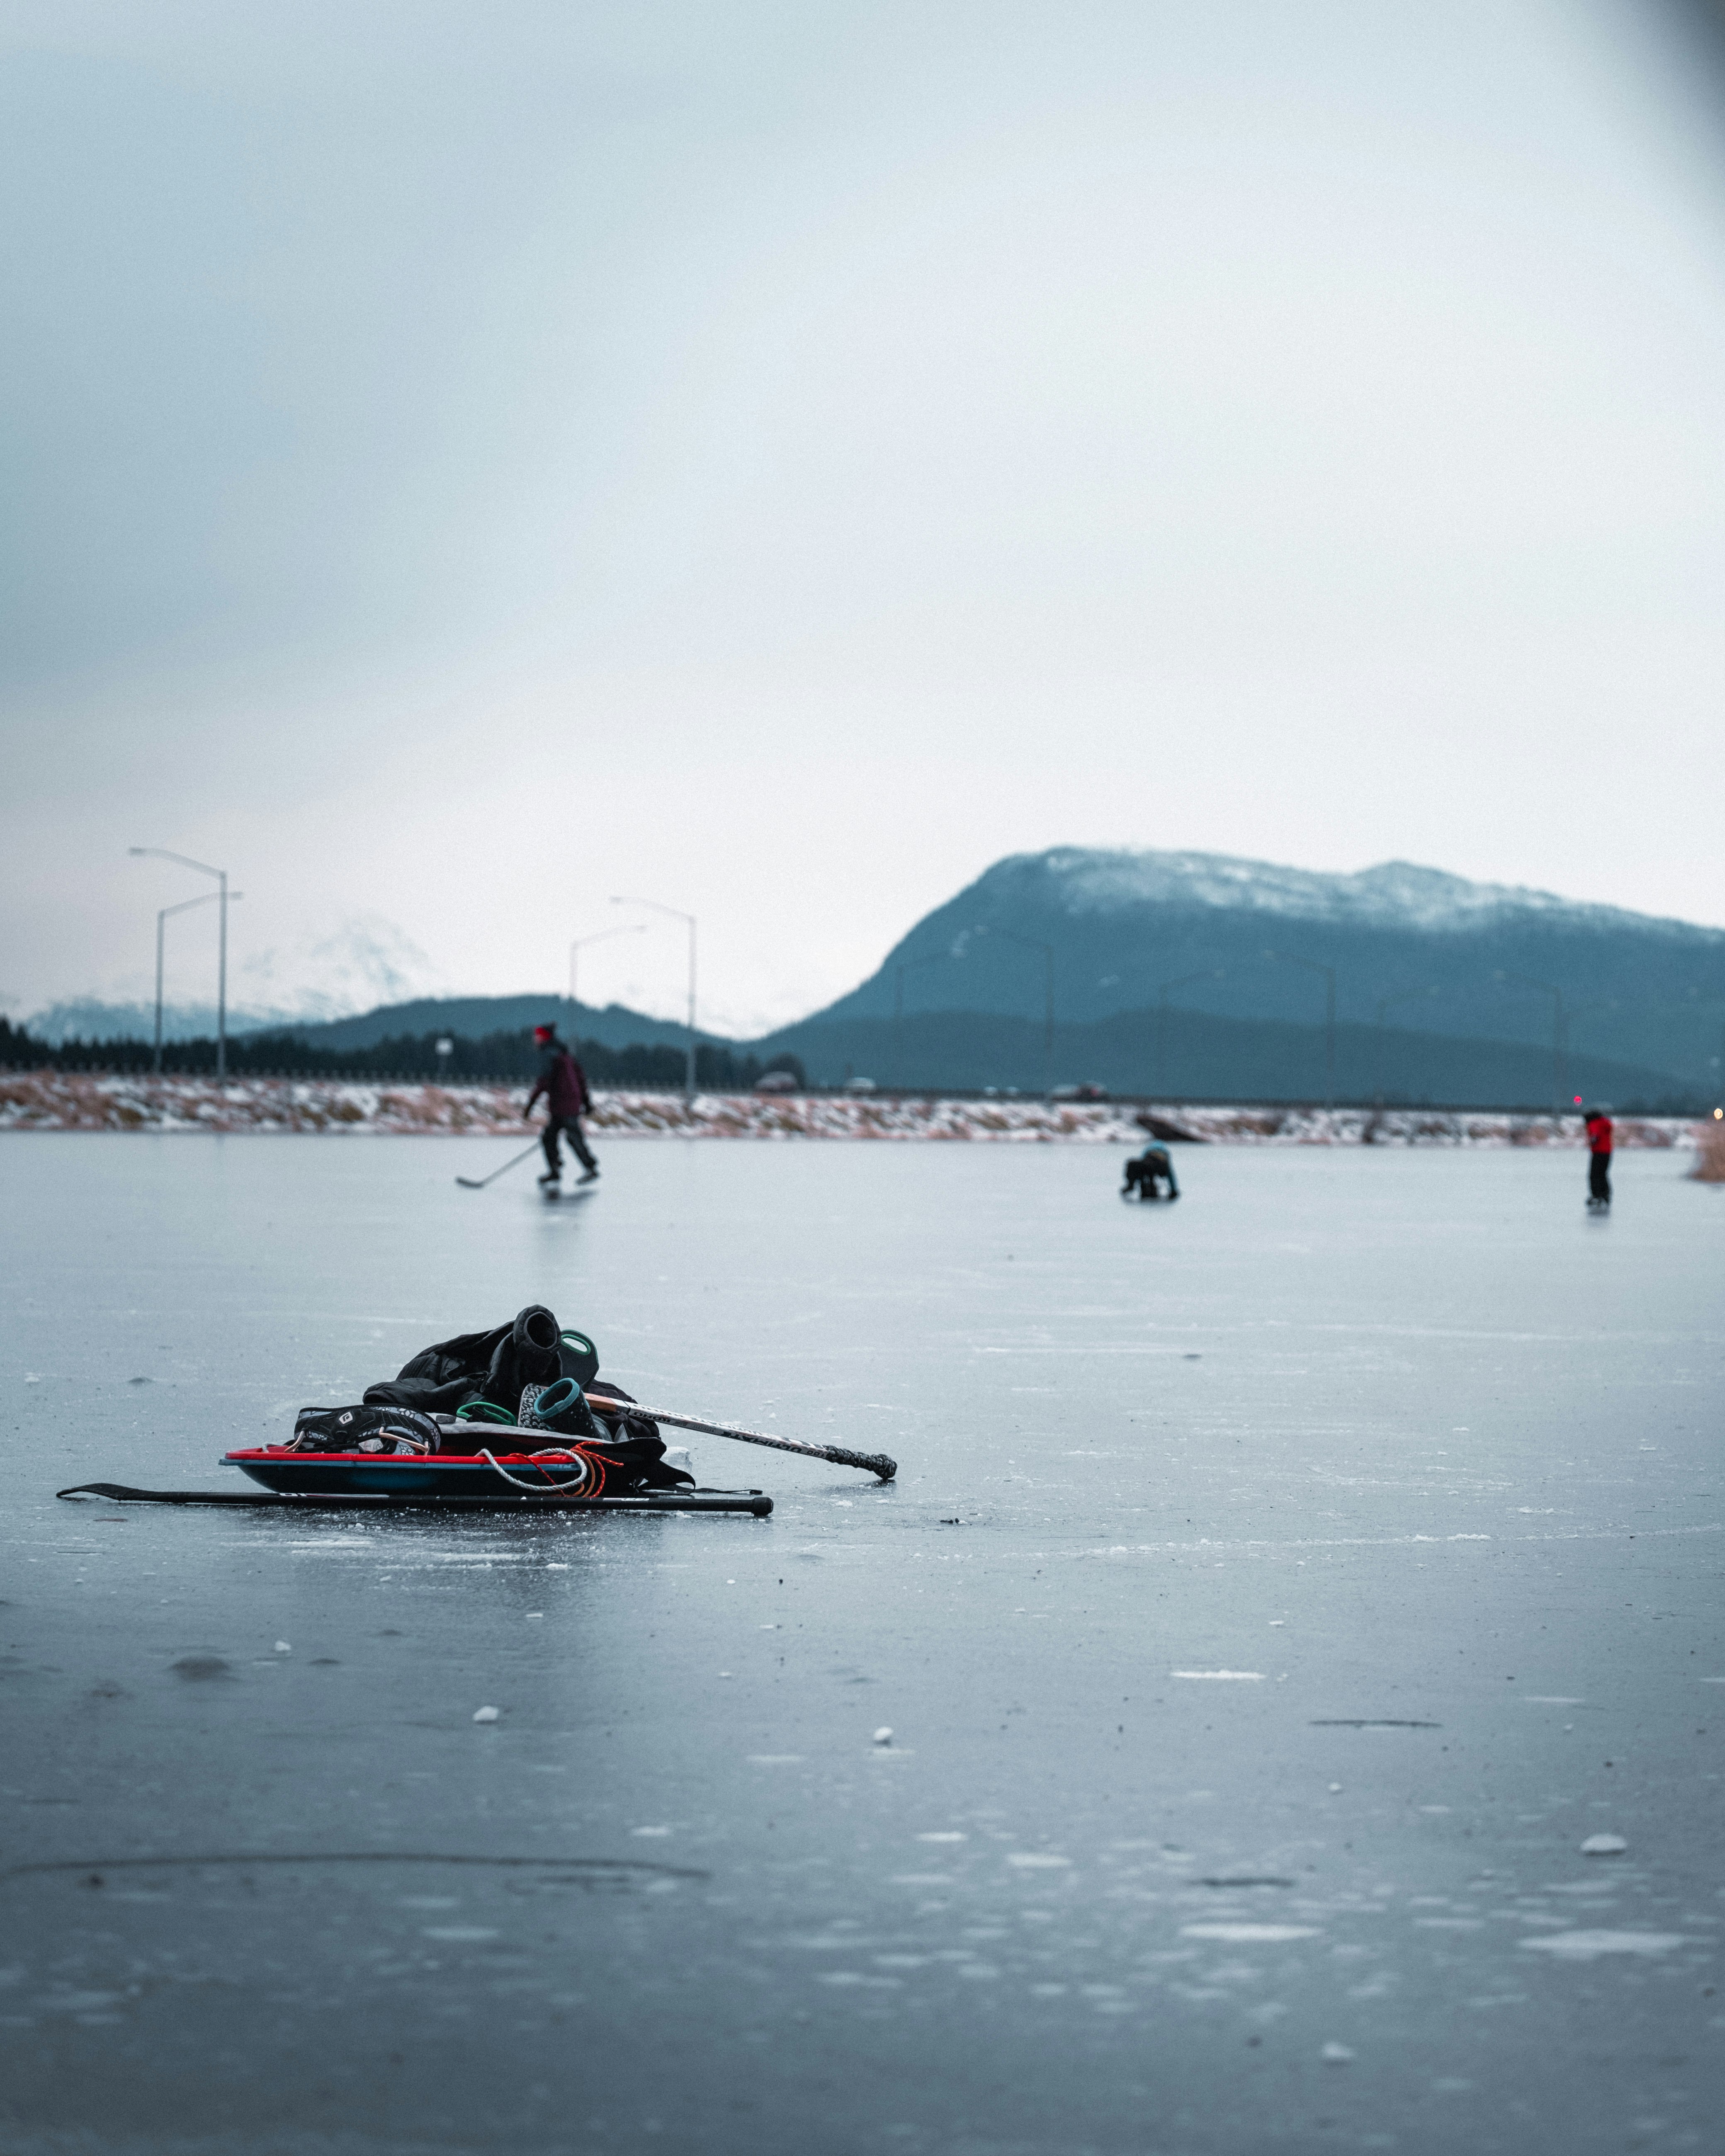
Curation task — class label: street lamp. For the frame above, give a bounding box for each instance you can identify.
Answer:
[130,848,233,1078]
[1156,969,1225,1097]
[568,923,647,1019]
[151,891,244,1073]
[1495,970,1566,1114]
[977,925,1054,1095]
[612,896,697,1097]
[1266,950,1337,1109]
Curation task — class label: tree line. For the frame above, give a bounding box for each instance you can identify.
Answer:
[0,1018,804,1092]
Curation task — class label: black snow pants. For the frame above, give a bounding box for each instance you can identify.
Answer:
[1589,1151,1611,1205]
[543,1114,597,1178]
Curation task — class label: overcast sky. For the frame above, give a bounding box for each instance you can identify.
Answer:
[5,0,1724,1035]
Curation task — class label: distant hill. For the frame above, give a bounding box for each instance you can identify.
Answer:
[260,994,700,1055]
[777,849,1725,1095]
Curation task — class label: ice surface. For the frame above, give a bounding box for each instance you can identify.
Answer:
[2,1135,1721,2154]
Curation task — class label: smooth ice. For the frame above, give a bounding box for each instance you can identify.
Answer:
[1,1134,1722,2155]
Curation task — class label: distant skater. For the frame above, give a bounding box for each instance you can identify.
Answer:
[1122,1144,1179,1202]
[526,1024,598,1187]
[1584,1105,1613,1211]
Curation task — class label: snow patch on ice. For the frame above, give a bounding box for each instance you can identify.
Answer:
[1522,1931,1686,1960]
[1181,1924,1319,1943]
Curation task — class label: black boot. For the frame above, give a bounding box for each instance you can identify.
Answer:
[520,1374,603,1439]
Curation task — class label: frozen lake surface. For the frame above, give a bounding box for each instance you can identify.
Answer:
[2,1135,1722,2154]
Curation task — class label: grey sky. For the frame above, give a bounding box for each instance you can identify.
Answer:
[5,0,1724,1034]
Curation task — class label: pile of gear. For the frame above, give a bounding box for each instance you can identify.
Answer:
[284,1305,692,1495]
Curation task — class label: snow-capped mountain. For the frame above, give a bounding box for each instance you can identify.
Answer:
[1037,850,1684,936]
[781,848,1725,1088]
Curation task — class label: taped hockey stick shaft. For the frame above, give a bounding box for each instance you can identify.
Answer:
[585,1395,895,1481]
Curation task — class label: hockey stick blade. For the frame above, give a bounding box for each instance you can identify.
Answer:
[455,1140,543,1190]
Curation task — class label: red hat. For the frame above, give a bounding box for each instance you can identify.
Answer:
[533,1025,554,1042]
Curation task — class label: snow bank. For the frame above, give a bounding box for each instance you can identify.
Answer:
[0,1071,1701,1147]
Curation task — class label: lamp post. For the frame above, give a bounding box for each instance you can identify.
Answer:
[1156,969,1225,1098]
[130,848,232,1078]
[1266,950,1337,1109]
[978,925,1054,1095]
[152,891,243,1073]
[568,923,647,1021]
[612,896,697,1097]
[1495,970,1566,1114]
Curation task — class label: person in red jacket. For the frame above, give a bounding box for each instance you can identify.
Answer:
[1584,1105,1613,1210]
[526,1024,598,1187]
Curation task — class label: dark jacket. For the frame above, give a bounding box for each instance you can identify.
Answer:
[527,1041,590,1117]
[362,1306,653,1443]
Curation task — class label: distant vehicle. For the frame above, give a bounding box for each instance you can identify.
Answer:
[842,1076,877,1094]
[1050,1082,1109,1102]
[755,1071,799,1094]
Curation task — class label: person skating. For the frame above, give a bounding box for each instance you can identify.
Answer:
[1584,1105,1613,1210]
[525,1024,598,1187]
[1122,1143,1179,1201]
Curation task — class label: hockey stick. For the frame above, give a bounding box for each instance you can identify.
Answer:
[456,1141,542,1191]
[587,1394,896,1482]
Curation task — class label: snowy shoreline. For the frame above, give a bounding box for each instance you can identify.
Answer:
[0,1071,1701,1147]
